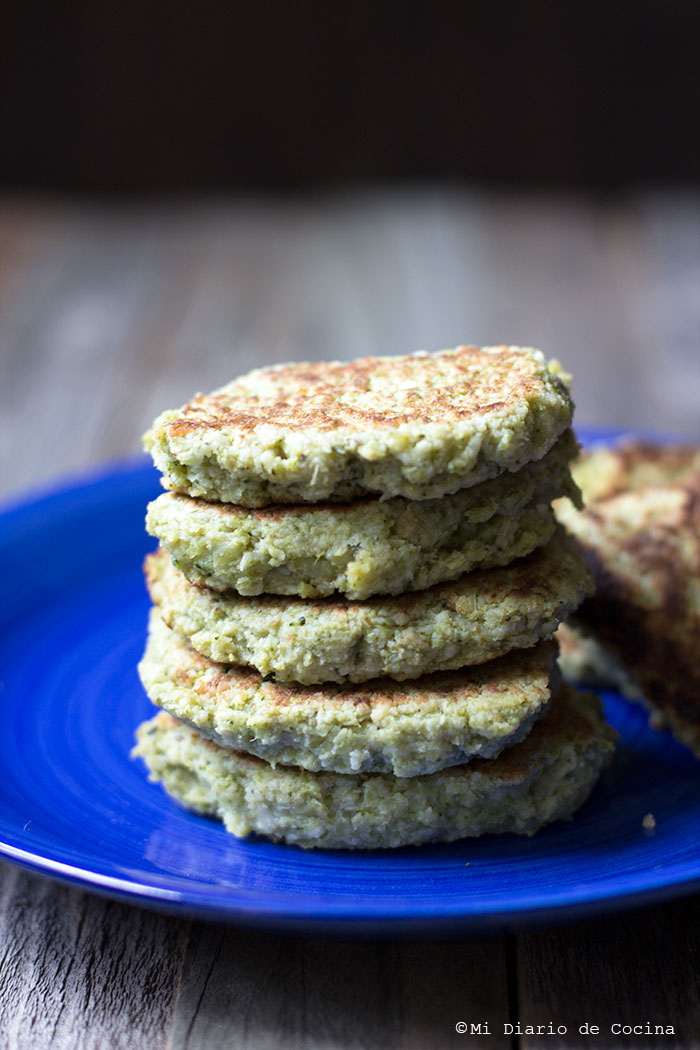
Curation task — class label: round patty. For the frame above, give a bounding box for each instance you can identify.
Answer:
[132,685,616,849]
[138,610,560,776]
[146,429,580,599]
[144,345,573,505]
[144,526,592,684]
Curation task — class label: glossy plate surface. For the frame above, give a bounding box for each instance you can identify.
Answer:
[1,429,699,936]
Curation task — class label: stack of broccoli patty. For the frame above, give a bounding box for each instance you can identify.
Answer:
[134,345,616,849]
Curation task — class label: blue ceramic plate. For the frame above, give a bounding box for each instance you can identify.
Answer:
[1,429,699,937]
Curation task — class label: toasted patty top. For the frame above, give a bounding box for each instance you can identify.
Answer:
[144,345,573,504]
[152,345,569,435]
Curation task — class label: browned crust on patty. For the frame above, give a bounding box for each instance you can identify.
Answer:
[149,681,609,784]
[166,346,555,436]
[161,622,559,712]
[573,440,700,503]
[466,684,609,783]
[563,476,700,754]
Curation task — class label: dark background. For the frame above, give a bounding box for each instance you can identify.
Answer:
[2,0,699,193]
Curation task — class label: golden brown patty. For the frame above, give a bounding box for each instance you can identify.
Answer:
[139,608,560,776]
[571,439,700,502]
[558,469,700,757]
[144,345,573,505]
[144,526,592,684]
[145,428,580,599]
[132,685,617,849]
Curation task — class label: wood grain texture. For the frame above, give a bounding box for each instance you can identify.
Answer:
[515,895,700,1050]
[0,863,190,1050]
[0,193,699,1050]
[168,926,510,1050]
[2,192,699,501]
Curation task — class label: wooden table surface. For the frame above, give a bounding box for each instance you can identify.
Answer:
[1,191,699,1050]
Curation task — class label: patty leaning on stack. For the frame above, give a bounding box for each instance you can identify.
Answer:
[134,345,616,849]
[556,440,700,758]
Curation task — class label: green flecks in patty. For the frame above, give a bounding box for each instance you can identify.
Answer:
[146,430,580,599]
[132,686,616,849]
[144,346,574,505]
[144,526,592,685]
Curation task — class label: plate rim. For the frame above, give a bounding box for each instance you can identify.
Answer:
[2,835,699,934]
[2,424,699,934]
